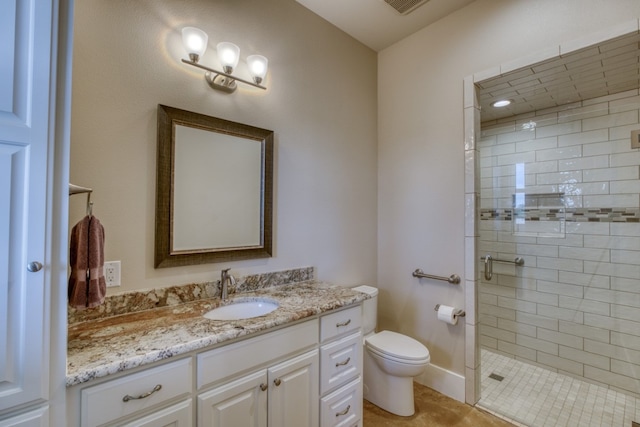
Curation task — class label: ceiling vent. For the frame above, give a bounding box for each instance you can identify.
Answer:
[383,0,430,15]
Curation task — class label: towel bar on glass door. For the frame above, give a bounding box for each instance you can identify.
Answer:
[412,269,461,285]
[481,255,524,281]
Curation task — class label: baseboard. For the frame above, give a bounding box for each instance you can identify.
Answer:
[415,363,466,403]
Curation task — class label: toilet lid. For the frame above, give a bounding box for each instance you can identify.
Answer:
[366,330,430,361]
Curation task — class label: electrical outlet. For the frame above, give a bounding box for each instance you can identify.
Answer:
[104,261,121,287]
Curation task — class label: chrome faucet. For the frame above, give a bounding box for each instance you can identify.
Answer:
[220,268,236,301]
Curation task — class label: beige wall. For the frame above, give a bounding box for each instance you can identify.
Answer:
[70,0,378,292]
[378,0,640,390]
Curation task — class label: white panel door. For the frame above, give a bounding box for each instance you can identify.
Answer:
[268,350,319,427]
[0,0,55,414]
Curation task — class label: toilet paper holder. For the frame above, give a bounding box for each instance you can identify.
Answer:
[434,304,466,319]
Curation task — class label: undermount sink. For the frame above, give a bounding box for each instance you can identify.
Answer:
[203,298,279,321]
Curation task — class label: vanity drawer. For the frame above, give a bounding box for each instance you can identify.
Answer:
[320,305,361,343]
[320,331,362,394]
[80,357,192,427]
[320,377,362,427]
[197,318,319,389]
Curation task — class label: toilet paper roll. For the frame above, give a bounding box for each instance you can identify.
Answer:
[437,305,458,325]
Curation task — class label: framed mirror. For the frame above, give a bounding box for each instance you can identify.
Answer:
[155,104,273,268]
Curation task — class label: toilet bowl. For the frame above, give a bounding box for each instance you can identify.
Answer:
[353,285,430,416]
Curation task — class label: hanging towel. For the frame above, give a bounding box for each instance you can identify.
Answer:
[68,215,106,310]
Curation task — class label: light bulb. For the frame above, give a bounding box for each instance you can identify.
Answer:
[217,42,240,74]
[181,27,208,63]
[247,55,268,85]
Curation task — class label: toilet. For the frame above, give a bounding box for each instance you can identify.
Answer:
[353,285,430,417]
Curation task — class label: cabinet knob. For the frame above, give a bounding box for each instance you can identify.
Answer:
[27,261,43,272]
[273,378,281,386]
[260,383,268,391]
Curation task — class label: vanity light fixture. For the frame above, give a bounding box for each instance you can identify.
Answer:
[491,99,512,108]
[180,26,268,93]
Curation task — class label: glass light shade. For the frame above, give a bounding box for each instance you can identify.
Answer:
[247,55,268,85]
[182,27,208,62]
[217,42,240,73]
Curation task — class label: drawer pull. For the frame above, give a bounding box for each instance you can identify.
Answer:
[122,384,162,402]
[274,378,281,386]
[335,357,351,367]
[335,404,351,417]
[336,319,351,327]
[260,383,268,391]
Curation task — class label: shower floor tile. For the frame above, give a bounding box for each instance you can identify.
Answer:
[477,349,640,427]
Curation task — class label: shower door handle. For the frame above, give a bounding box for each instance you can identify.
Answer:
[484,255,493,281]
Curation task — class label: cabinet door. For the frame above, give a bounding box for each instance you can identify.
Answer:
[268,350,319,427]
[120,399,192,427]
[0,407,48,427]
[0,0,55,415]
[198,370,267,427]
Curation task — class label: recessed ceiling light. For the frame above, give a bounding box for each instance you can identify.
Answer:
[491,99,512,108]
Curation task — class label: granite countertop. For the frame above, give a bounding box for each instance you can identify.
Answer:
[66,281,367,387]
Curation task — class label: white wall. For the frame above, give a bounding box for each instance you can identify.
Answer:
[378,0,640,396]
[70,0,378,292]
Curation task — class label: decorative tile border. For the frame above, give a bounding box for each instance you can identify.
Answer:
[68,266,315,324]
[481,207,640,222]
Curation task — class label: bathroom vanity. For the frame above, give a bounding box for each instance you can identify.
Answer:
[66,280,366,427]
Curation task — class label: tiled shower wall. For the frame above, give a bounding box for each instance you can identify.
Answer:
[478,89,640,398]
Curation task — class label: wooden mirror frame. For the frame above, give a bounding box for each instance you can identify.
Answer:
[155,104,273,268]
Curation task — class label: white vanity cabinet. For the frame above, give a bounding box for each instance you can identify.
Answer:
[67,302,364,427]
[197,320,319,427]
[319,305,363,427]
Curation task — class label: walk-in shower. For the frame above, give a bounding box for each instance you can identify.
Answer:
[465,25,640,426]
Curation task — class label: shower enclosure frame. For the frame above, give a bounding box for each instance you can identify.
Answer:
[462,19,640,406]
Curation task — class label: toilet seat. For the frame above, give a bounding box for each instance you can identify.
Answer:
[365,330,430,364]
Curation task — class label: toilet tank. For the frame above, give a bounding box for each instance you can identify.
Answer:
[352,285,378,335]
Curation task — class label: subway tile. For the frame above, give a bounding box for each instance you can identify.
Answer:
[517,243,559,257]
[480,142,515,157]
[558,320,610,342]
[536,170,582,185]
[516,289,559,306]
[537,280,583,298]
[479,292,497,305]
[558,155,609,171]
[611,248,640,265]
[520,160,558,174]
[535,121,582,139]
[517,334,559,355]
[584,260,640,280]
[562,181,609,196]
[497,318,537,337]
[480,282,516,298]
[537,234,583,247]
[517,311,558,330]
[558,128,608,147]
[480,303,516,321]
[559,345,610,370]
[535,145,582,162]
[481,122,516,137]
[584,194,639,208]
[611,331,640,351]
[521,266,559,281]
[610,277,640,292]
[559,246,609,262]
[585,366,640,395]
[584,313,640,337]
[537,256,584,272]
[558,102,609,123]
[497,296,537,314]
[497,341,537,361]
[611,359,640,381]
[583,166,639,182]
[609,94,640,113]
[584,138,640,156]
[611,223,640,237]
[610,179,640,194]
[480,324,516,343]
[481,335,498,349]
[558,271,610,289]
[515,136,558,153]
[611,151,640,167]
[611,304,640,322]
[536,328,583,349]
[537,352,583,376]
[497,129,536,145]
[610,122,640,140]
[559,295,610,316]
[582,109,638,131]
[480,313,498,328]
[497,151,536,166]
[585,288,640,308]
[585,339,640,363]
[463,75,478,109]
[537,304,584,323]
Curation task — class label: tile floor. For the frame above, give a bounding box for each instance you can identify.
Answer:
[478,349,640,427]
[362,381,515,426]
